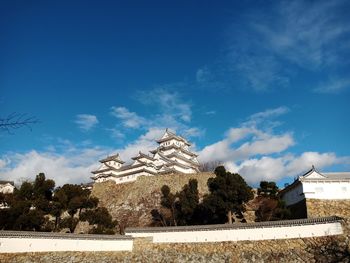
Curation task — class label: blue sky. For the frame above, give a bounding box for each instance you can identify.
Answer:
[1,0,350,186]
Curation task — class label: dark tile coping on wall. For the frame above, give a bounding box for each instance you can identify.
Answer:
[0,231,133,240]
[126,216,343,233]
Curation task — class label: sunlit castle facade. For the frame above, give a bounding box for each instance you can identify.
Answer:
[91,129,200,184]
[280,166,350,206]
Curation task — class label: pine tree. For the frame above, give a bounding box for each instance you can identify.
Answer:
[203,166,253,224]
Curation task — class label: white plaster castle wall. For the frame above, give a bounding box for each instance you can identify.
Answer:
[170,157,190,166]
[282,184,304,206]
[181,152,194,160]
[162,149,175,155]
[127,222,343,243]
[114,171,153,184]
[282,181,350,206]
[0,237,133,253]
[303,181,350,200]
[116,166,156,177]
[138,157,153,164]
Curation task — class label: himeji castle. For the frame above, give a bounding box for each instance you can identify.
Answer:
[91,129,200,184]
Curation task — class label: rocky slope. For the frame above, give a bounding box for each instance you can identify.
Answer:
[91,173,215,227]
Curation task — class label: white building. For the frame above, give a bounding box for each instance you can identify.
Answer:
[280,166,350,206]
[0,180,15,194]
[91,129,200,184]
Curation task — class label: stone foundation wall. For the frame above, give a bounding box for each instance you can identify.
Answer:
[306,199,350,219]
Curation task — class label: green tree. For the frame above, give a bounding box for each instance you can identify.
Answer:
[255,180,291,221]
[160,185,178,226]
[176,179,199,225]
[154,179,200,226]
[202,166,253,224]
[0,173,108,234]
[80,207,117,234]
[258,181,278,197]
[14,209,45,231]
[15,181,34,201]
[150,209,167,226]
[0,173,56,231]
[33,173,55,200]
[60,217,79,233]
[54,184,99,232]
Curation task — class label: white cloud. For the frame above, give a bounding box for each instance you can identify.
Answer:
[198,107,349,184]
[196,67,212,83]
[248,106,289,124]
[106,128,125,140]
[116,128,164,162]
[205,110,216,115]
[228,151,349,185]
[183,127,204,138]
[254,0,350,69]
[227,0,350,92]
[110,88,203,140]
[2,105,349,187]
[0,148,109,186]
[199,107,292,163]
[110,107,146,129]
[285,152,342,174]
[136,88,192,123]
[231,54,289,92]
[0,128,166,186]
[199,132,294,164]
[232,157,287,184]
[313,78,350,94]
[233,134,294,160]
[0,159,8,169]
[75,114,98,131]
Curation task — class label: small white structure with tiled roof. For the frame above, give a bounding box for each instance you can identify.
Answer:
[280,166,350,206]
[0,180,15,194]
[91,129,200,184]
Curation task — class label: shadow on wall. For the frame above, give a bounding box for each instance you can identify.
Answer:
[287,199,307,219]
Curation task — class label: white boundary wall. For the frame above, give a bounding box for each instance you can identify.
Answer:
[126,217,343,243]
[0,232,133,253]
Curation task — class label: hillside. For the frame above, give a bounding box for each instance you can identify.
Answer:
[91,173,215,227]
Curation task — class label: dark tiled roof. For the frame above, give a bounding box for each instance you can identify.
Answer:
[150,145,198,157]
[0,180,14,186]
[300,166,350,181]
[131,151,155,161]
[113,168,157,177]
[126,216,342,233]
[165,152,199,167]
[99,154,124,164]
[321,172,350,180]
[278,179,301,197]
[91,166,118,174]
[0,230,133,240]
[156,130,191,146]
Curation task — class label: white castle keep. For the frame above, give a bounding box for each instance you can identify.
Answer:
[91,129,200,184]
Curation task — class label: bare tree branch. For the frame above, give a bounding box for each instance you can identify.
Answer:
[199,161,223,172]
[0,113,39,134]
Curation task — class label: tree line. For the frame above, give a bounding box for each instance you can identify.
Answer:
[152,166,290,226]
[0,173,117,234]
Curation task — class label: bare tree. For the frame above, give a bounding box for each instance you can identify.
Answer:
[199,161,223,172]
[0,113,38,134]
